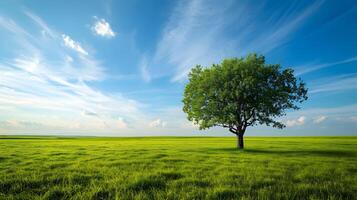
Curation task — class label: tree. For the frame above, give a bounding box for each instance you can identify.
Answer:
[182,54,308,149]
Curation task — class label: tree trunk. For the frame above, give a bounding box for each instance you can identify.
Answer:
[237,134,244,149]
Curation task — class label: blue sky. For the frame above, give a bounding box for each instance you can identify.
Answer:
[0,0,357,136]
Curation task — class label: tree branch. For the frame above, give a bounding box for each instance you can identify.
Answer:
[229,127,237,135]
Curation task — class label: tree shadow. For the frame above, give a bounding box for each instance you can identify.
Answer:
[209,148,356,158]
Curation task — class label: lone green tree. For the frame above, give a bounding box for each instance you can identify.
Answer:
[182,54,308,149]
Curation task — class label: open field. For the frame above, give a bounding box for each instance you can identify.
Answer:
[0,136,356,200]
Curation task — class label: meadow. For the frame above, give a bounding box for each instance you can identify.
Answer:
[0,136,356,200]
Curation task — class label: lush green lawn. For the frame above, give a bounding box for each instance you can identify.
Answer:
[0,136,356,200]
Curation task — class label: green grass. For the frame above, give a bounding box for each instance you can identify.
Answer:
[0,136,356,200]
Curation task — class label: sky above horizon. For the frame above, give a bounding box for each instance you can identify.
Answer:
[0,0,357,136]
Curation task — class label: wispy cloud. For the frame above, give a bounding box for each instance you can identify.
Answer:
[153,0,235,81]
[295,56,357,76]
[147,0,323,82]
[0,12,142,133]
[286,116,306,127]
[248,0,324,53]
[24,10,56,38]
[91,17,116,38]
[139,56,151,82]
[286,104,357,120]
[313,116,327,124]
[0,16,32,37]
[148,119,167,128]
[62,34,88,55]
[0,120,53,130]
[281,105,357,134]
[310,74,357,94]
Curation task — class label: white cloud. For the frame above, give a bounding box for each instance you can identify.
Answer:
[295,56,357,76]
[139,56,151,82]
[13,56,41,73]
[24,10,56,38]
[150,0,323,82]
[0,15,33,38]
[313,116,327,124]
[0,120,50,130]
[286,104,357,119]
[286,116,306,127]
[91,17,116,38]
[0,13,145,134]
[310,74,357,94]
[62,34,88,55]
[149,119,167,128]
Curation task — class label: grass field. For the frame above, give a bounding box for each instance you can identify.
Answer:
[0,136,356,200]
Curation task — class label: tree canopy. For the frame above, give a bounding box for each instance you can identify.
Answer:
[182,54,308,148]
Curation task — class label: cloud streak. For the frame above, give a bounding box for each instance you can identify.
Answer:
[286,116,306,127]
[0,12,142,133]
[310,74,357,94]
[148,119,167,128]
[313,116,327,124]
[62,34,88,55]
[295,56,357,76]
[24,10,56,38]
[147,0,323,82]
[139,56,151,82]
